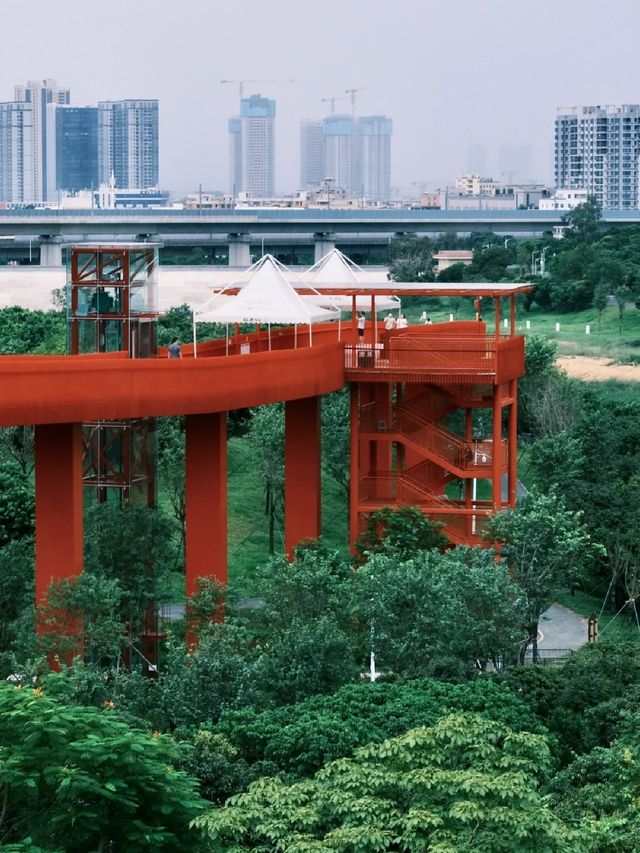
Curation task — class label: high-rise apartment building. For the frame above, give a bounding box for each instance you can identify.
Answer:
[228,94,276,198]
[98,100,159,189]
[0,103,34,203]
[300,113,392,201]
[300,119,325,189]
[12,79,70,202]
[228,117,242,195]
[555,105,640,209]
[358,115,392,202]
[323,115,353,195]
[45,106,98,198]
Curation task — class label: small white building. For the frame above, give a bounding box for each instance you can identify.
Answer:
[455,174,500,196]
[432,250,474,272]
[539,189,588,211]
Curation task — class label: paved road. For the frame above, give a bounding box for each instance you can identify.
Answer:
[538,603,588,651]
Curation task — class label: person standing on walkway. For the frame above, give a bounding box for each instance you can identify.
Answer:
[384,312,396,331]
[357,312,366,337]
[168,338,182,358]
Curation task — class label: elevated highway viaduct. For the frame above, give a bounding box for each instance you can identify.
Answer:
[0,208,637,266]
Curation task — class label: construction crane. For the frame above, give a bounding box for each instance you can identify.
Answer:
[321,95,349,115]
[345,86,370,118]
[220,78,293,98]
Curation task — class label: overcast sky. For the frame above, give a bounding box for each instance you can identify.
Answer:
[5,0,639,195]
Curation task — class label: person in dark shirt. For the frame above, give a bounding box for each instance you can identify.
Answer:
[168,338,182,359]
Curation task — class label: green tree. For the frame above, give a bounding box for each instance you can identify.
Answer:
[247,546,359,702]
[354,505,447,562]
[159,625,257,729]
[0,306,65,355]
[157,417,186,562]
[562,195,602,243]
[37,574,128,668]
[437,261,466,282]
[321,388,350,499]
[613,283,632,333]
[0,537,34,662]
[355,547,525,676]
[0,683,206,851]
[593,279,609,330]
[247,404,284,554]
[0,462,34,547]
[484,491,603,661]
[196,713,581,852]
[84,503,175,628]
[387,235,435,282]
[0,426,34,476]
[216,678,546,780]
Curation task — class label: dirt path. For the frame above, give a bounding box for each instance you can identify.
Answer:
[557,355,640,382]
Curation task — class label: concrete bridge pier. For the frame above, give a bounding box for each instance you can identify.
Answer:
[228,233,251,268]
[314,232,337,263]
[39,238,64,267]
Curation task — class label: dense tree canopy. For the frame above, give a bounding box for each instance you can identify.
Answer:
[0,683,206,851]
[196,714,580,852]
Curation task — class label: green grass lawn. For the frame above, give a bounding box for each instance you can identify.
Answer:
[520,304,640,361]
[227,436,349,596]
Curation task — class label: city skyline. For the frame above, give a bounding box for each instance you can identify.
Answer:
[0,79,159,203]
[1,0,639,196]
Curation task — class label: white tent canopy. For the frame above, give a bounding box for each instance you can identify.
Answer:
[194,254,339,325]
[303,248,389,289]
[191,255,340,355]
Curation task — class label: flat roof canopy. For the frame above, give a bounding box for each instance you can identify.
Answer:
[306,282,535,298]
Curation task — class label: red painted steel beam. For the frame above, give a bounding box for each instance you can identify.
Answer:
[285,396,321,556]
[0,343,345,427]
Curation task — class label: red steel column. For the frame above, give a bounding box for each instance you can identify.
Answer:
[285,396,321,556]
[185,412,227,597]
[35,423,84,604]
[349,383,359,547]
[492,383,503,512]
[465,407,473,536]
[508,378,518,507]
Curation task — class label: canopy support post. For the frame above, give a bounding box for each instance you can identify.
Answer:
[192,312,197,359]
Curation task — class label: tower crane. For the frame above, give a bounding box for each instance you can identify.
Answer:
[321,95,349,115]
[344,86,370,118]
[220,78,293,98]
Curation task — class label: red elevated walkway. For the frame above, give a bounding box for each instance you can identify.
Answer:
[0,296,527,611]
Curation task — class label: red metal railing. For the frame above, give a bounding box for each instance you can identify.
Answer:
[358,472,491,543]
[345,334,524,382]
[360,401,507,473]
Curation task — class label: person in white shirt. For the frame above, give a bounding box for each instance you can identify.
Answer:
[384,313,396,330]
[396,313,408,328]
[357,312,366,337]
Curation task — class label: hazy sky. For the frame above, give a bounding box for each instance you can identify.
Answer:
[6,0,639,195]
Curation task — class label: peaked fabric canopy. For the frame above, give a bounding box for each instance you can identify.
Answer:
[194,255,340,325]
[305,248,366,289]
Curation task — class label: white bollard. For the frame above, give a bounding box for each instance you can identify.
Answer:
[585,324,591,335]
[555,322,560,332]
[526,319,531,330]
[449,313,454,322]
